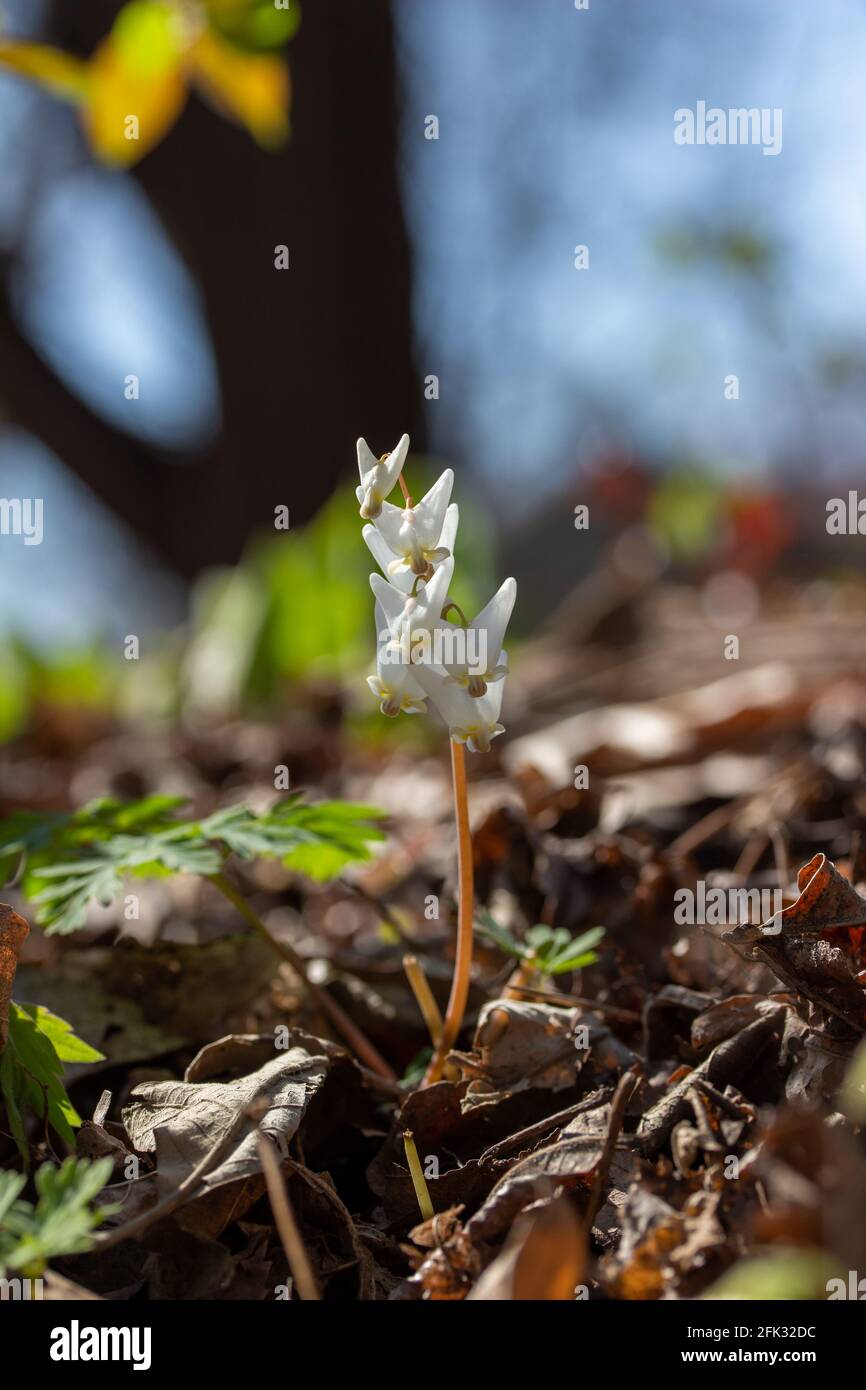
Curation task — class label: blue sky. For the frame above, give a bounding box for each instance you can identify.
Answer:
[396,0,866,502]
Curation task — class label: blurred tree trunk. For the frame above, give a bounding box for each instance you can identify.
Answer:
[0,0,420,578]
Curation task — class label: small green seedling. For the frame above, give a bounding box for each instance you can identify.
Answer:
[476,913,604,980]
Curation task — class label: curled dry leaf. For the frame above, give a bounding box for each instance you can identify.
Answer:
[120,1044,333,1238]
[720,853,866,1031]
[452,999,632,1110]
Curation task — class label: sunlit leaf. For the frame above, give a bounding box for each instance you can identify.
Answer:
[0,41,88,102]
[112,1,186,77]
[84,2,188,166]
[190,29,289,146]
[2,1003,105,1163]
[701,1250,836,1301]
[206,0,302,52]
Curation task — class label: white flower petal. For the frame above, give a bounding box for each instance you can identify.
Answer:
[471,577,516,665]
[356,434,410,517]
[364,525,413,592]
[411,469,454,547]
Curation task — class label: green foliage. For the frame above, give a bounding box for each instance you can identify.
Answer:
[0,1157,114,1276]
[400,1047,433,1089]
[476,913,604,977]
[0,477,497,742]
[1,1004,104,1162]
[840,1037,866,1123]
[0,638,115,743]
[648,471,725,560]
[206,0,302,52]
[186,478,494,709]
[0,793,386,935]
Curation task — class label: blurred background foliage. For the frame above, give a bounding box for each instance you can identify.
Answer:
[0,460,496,742]
[0,0,865,747]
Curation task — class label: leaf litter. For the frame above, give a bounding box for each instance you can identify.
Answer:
[3,655,866,1300]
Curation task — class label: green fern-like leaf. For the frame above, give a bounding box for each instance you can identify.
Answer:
[0,794,386,934]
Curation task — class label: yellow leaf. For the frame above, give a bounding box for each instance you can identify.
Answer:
[84,33,187,167]
[0,41,88,102]
[190,30,289,146]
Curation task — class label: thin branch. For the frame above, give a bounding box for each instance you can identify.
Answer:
[422,740,474,1085]
[209,871,396,1082]
[502,981,641,1024]
[584,1065,640,1233]
[256,1132,320,1300]
[403,953,444,1047]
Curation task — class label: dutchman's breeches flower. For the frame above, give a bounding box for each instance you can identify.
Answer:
[353,431,516,1089]
[356,434,410,520]
[354,433,515,753]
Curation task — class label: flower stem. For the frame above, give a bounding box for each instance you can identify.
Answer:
[209,871,397,1082]
[403,1129,434,1221]
[403,953,444,1047]
[421,739,474,1085]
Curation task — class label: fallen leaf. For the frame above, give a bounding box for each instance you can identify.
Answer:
[467,1195,585,1300]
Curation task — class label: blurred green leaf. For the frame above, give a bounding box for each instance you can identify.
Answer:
[475,910,524,958]
[840,1037,866,1123]
[206,0,302,52]
[701,1249,836,1301]
[0,1157,114,1276]
[476,915,604,975]
[112,1,184,78]
[649,471,725,560]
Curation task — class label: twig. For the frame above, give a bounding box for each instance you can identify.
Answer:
[478,1091,611,1165]
[769,819,789,892]
[210,871,396,1081]
[343,879,412,945]
[403,954,444,1046]
[732,833,768,881]
[422,740,474,1085]
[584,1065,640,1232]
[256,1132,320,1300]
[502,981,641,1024]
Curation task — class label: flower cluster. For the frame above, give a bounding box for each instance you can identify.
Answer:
[356,435,516,753]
